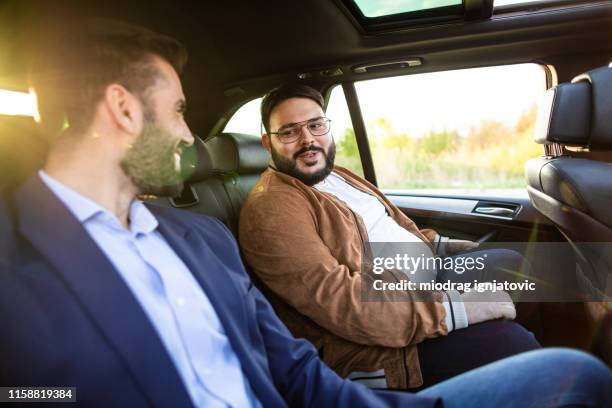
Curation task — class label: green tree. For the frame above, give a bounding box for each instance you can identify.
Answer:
[337,128,359,158]
[419,129,459,156]
[383,133,414,153]
[335,127,364,176]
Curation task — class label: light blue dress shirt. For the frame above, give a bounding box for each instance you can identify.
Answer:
[39,171,261,408]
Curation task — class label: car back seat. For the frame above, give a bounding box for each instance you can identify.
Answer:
[0,115,48,189]
[149,136,234,228]
[205,132,269,228]
[525,65,612,299]
[152,132,268,235]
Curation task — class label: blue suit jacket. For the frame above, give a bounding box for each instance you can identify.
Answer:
[0,175,440,407]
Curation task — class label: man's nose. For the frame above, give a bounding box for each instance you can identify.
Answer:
[298,125,315,145]
[182,126,195,146]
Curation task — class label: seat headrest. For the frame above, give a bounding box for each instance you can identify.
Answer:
[0,115,48,188]
[204,133,269,174]
[182,135,213,183]
[534,66,612,150]
[573,66,612,149]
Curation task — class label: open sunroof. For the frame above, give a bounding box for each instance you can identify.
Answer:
[352,0,560,18]
[353,0,462,18]
[343,0,587,33]
[342,0,488,32]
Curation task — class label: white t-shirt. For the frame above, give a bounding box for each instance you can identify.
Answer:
[314,172,436,282]
[314,172,423,243]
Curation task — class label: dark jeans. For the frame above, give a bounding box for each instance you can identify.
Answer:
[416,319,541,390]
[414,248,541,389]
[419,348,612,408]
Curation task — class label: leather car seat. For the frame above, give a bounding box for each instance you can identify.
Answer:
[153,132,268,235]
[525,65,612,299]
[0,115,48,189]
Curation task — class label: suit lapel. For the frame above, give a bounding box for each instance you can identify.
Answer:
[153,212,277,403]
[15,175,193,407]
[154,214,251,349]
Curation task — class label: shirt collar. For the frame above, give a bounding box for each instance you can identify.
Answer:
[128,199,158,235]
[38,170,158,234]
[314,171,342,187]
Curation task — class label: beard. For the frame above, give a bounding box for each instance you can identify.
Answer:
[120,121,185,197]
[271,139,336,186]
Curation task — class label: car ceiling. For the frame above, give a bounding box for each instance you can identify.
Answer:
[1,0,611,139]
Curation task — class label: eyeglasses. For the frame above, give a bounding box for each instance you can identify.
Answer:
[269,117,332,144]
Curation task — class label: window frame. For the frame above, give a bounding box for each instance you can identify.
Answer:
[325,62,555,194]
[220,97,264,138]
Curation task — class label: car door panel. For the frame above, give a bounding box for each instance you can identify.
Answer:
[386,193,563,243]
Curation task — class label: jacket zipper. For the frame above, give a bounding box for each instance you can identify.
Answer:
[351,206,409,388]
[347,207,376,275]
[402,346,410,388]
[329,172,412,386]
[349,206,405,284]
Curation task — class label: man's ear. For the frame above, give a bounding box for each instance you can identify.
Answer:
[104,84,143,136]
[261,133,272,153]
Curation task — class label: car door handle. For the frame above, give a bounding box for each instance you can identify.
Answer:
[473,207,515,216]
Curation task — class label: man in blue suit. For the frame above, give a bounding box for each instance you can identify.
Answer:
[0,19,610,407]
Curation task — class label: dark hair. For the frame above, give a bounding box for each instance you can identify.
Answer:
[29,19,188,135]
[260,84,324,133]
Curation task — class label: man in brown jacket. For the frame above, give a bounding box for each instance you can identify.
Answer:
[239,84,540,390]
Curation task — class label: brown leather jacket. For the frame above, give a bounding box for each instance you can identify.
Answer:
[239,166,449,388]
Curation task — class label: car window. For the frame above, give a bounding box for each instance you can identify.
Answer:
[353,0,461,17]
[494,0,557,6]
[326,85,364,177]
[353,63,547,197]
[0,89,38,118]
[223,97,263,135]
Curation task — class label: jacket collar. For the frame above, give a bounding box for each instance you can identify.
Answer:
[265,165,380,197]
[38,170,158,235]
[262,165,431,245]
[15,174,194,407]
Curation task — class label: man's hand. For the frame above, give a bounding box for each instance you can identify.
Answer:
[461,290,516,325]
[446,239,479,254]
[434,234,479,256]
